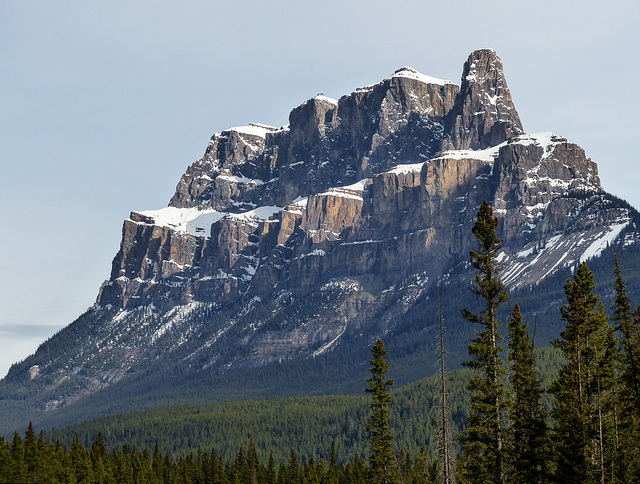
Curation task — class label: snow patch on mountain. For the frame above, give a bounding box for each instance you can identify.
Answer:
[390,66,456,86]
[135,207,225,236]
[502,219,631,288]
[318,178,370,200]
[579,221,629,263]
[226,123,278,138]
[435,132,565,164]
[227,205,282,222]
[389,162,424,175]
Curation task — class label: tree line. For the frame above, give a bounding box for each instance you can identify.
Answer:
[1,200,639,482]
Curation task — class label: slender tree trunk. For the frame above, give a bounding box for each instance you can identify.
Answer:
[438,281,453,484]
[597,378,605,484]
[489,305,504,484]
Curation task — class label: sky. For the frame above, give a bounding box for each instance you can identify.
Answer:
[1,0,639,378]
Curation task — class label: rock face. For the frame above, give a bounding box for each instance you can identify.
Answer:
[4,49,639,416]
[96,49,529,311]
[444,49,523,150]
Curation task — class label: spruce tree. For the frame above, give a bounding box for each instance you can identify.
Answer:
[459,200,508,484]
[550,261,617,484]
[10,431,26,483]
[611,250,640,481]
[365,337,398,483]
[506,304,548,483]
[612,249,640,411]
[247,436,259,484]
[23,421,39,482]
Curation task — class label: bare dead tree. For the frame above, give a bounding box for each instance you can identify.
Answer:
[437,279,455,484]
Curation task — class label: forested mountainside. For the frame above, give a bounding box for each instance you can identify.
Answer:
[1,48,640,435]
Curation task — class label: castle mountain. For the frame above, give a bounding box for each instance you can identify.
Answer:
[1,49,638,432]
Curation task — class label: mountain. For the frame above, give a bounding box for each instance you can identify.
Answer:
[2,49,639,433]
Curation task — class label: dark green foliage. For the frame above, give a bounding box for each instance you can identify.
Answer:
[40,369,480,468]
[549,262,617,484]
[365,338,398,483]
[459,201,508,484]
[0,426,445,484]
[613,249,640,412]
[506,305,548,483]
[610,251,640,481]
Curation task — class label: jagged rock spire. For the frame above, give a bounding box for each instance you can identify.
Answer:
[444,48,524,150]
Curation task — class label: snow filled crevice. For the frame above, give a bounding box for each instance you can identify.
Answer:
[501,220,631,288]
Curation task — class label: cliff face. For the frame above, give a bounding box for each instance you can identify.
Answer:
[97,49,530,311]
[444,49,523,150]
[4,49,639,415]
[90,48,634,370]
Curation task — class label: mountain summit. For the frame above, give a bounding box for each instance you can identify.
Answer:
[1,50,638,431]
[97,49,528,312]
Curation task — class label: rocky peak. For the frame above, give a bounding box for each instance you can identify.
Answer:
[98,50,620,315]
[289,94,338,146]
[168,64,464,216]
[444,48,524,150]
[169,124,276,210]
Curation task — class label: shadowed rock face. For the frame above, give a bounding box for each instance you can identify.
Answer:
[444,48,524,150]
[6,50,638,412]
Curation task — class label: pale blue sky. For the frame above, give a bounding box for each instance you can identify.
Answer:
[1,0,639,377]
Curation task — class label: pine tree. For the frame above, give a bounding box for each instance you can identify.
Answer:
[287,449,302,483]
[23,421,39,482]
[459,200,508,484]
[10,431,27,483]
[506,304,548,483]
[266,453,277,484]
[328,440,339,484]
[612,249,640,411]
[365,337,398,483]
[611,250,640,481]
[412,446,429,483]
[246,436,259,484]
[550,261,617,484]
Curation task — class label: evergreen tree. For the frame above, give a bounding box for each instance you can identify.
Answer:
[459,200,508,484]
[10,431,26,483]
[610,250,640,481]
[506,304,548,483]
[71,436,93,483]
[412,446,429,483]
[352,453,368,484]
[612,249,640,411]
[23,421,39,482]
[287,449,303,483]
[0,437,9,480]
[328,440,339,484]
[365,338,398,483]
[550,261,617,484]
[266,453,277,484]
[151,442,163,479]
[246,437,259,484]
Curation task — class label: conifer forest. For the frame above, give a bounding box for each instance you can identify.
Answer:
[2,201,640,483]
